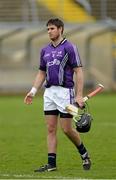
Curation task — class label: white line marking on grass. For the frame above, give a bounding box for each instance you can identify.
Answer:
[0,174,116,180]
[0,173,98,179]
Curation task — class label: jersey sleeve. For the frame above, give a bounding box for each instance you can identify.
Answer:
[39,49,46,71]
[68,44,82,68]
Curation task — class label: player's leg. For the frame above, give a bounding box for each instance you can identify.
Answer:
[45,113,58,170]
[34,113,58,172]
[60,116,81,145]
[60,114,91,170]
[45,114,58,154]
[54,86,91,170]
[34,87,58,172]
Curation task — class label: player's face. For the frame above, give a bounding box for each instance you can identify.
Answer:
[47,24,62,41]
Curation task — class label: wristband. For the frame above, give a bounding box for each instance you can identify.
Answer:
[30,87,37,96]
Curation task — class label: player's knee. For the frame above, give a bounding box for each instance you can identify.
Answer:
[47,125,56,134]
[62,127,71,136]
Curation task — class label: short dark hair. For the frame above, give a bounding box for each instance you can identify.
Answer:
[46,18,64,33]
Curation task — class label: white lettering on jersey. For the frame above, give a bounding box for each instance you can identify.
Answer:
[47,59,60,66]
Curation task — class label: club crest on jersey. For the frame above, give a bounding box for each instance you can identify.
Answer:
[56,51,62,57]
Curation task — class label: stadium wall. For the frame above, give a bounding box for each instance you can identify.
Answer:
[0,23,116,94]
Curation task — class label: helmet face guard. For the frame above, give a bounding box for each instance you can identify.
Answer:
[73,103,93,133]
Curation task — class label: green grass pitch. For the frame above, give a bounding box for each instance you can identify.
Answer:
[0,93,116,179]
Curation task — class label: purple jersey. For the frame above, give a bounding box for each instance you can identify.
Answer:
[39,38,82,88]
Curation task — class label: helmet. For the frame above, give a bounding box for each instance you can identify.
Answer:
[75,113,92,133]
[73,103,93,133]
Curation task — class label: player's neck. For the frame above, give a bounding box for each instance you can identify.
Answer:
[52,36,63,47]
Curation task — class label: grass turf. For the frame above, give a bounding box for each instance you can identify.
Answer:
[0,93,116,179]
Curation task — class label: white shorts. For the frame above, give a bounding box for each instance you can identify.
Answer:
[43,86,75,114]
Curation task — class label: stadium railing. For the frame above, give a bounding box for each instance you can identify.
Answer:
[85,22,116,90]
[0,28,23,54]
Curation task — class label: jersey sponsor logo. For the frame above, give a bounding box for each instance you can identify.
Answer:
[47,59,60,66]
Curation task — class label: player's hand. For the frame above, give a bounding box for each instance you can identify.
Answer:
[75,96,84,109]
[24,92,33,105]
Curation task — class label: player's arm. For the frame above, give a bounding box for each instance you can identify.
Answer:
[24,70,46,105]
[33,70,46,90]
[74,67,84,108]
[67,44,84,107]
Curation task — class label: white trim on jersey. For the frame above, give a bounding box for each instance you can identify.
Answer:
[72,44,82,66]
[59,53,68,85]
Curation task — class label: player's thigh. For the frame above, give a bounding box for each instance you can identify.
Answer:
[60,117,73,133]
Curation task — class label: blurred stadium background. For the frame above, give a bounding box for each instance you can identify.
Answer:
[0,1,116,179]
[0,0,116,94]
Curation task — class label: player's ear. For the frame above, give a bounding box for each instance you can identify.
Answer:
[59,26,63,34]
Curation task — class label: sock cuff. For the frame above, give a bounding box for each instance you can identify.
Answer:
[48,153,56,157]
